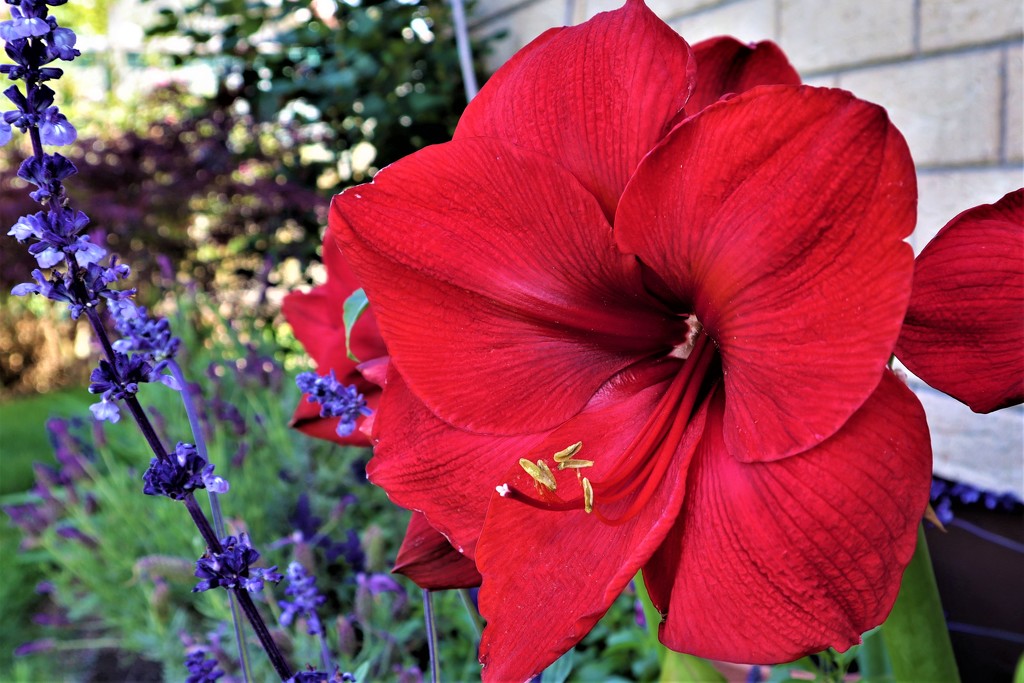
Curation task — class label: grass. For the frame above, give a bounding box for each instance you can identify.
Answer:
[0,388,92,495]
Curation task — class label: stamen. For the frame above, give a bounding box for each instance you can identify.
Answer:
[582,477,594,514]
[557,458,594,470]
[519,458,557,491]
[552,441,583,463]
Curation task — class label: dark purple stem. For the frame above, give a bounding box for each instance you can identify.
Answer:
[235,589,294,680]
[183,493,222,552]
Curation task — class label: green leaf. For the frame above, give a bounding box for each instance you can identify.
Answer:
[879,526,961,682]
[343,288,369,362]
[660,651,725,683]
[352,661,371,683]
[540,647,574,683]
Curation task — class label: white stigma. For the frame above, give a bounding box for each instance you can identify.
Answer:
[495,483,510,497]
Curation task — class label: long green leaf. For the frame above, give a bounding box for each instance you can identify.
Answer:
[879,526,961,682]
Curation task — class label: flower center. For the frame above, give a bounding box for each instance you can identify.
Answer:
[498,318,717,525]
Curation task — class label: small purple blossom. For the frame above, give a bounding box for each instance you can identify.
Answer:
[109,299,181,361]
[48,26,78,61]
[87,351,179,421]
[280,562,326,635]
[39,104,74,144]
[143,442,229,500]
[193,533,282,593]
[0,7,49,41]
[295,370,371,438]
[184,647,225,683]
[929,477,1023,525]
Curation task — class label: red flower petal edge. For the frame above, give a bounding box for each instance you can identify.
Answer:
[393,512,481,591]
[895,189,1024,413]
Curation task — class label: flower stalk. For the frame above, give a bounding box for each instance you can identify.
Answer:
[879,526,961,682]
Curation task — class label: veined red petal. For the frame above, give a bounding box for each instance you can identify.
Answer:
[475,370,708,683]
[454,0,695,219]
[615,86,917,461]
[895,189,1024,413]
[393,512,481,591]
[686,37,801,115]
[332,137,677,436]
[366,367,550,559]
[643,372,931,663]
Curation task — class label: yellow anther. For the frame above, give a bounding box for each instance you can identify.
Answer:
[582,477,594,514]
[519,458,557,491]
[552,441,583,463]
[556,458,594,470]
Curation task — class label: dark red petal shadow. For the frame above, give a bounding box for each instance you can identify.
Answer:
[685,36,800,115]
[895,189,1024,413]
[393,512,482,591]
[643,372,931,663]
[616,85,917,462]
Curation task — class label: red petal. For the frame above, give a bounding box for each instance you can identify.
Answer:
[454,0,695,219]
[895,189,1024,413]
[332,137,677,435]
[475,368,709,683]
[643,373,932,663]
[615,86,917,461]
[366,367,550,559]
[686,37,800,115]
[393,512,481,591]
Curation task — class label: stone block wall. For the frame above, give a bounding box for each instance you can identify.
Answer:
[470,0,1024,495]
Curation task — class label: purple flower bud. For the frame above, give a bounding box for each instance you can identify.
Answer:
[14,638,56,657]
[143,442,229,500]
[280,562,326,635]
[184,647,224,683]
[193,533,282,593]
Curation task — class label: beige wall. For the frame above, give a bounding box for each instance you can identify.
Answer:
[470,0,1024,495]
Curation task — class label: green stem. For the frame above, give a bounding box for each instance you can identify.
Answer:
[879,526,960,682]
[457,588,482,640]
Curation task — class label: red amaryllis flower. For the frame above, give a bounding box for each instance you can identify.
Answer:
[895,189,1024,413]
[328,2,934,679]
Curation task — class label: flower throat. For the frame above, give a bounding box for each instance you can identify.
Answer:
[498,318,718,525]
